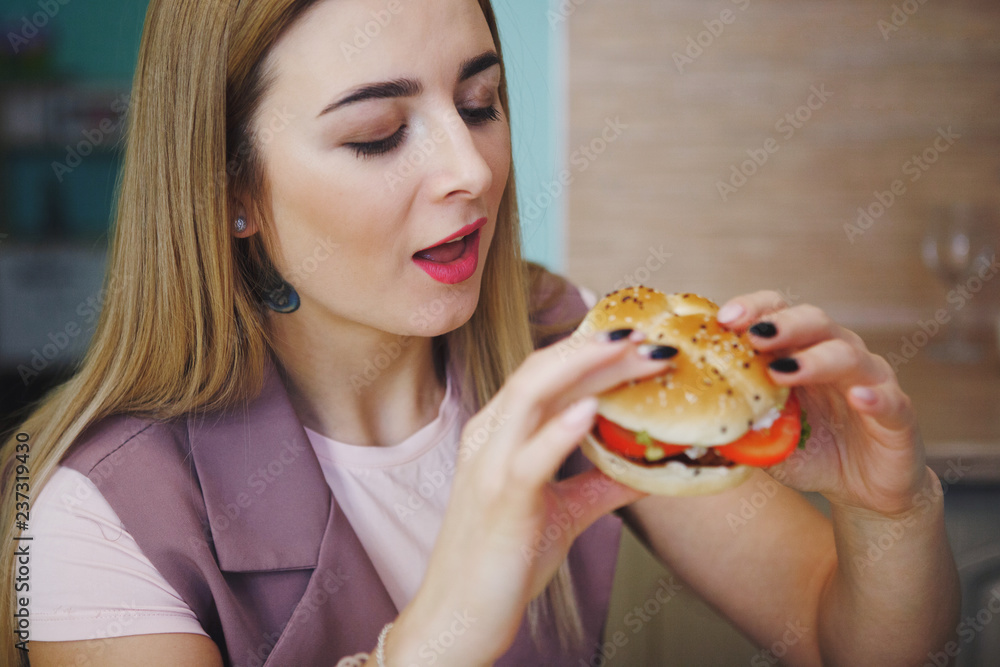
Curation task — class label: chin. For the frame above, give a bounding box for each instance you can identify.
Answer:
[404,285,482,338]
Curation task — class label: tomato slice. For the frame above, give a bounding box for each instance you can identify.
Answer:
[595,416,688,460]
[714,393,802,467]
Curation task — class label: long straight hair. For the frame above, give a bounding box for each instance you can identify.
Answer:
[0,1,582,664]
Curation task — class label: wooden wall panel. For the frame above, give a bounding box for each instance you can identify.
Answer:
[566,1,1000,663]
[565,0,1000,332]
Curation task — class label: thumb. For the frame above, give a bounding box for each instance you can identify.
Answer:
[551,468,647,538]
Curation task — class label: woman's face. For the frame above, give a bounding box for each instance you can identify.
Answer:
[250,0,510,337]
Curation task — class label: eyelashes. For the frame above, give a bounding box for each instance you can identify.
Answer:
[348,104,502,160]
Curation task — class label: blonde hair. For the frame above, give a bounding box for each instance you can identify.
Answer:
[0,1,583,664]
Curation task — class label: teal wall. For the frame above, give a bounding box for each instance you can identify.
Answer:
[492,1,565,271]
[1,0,147,80]
[1,0,563,269]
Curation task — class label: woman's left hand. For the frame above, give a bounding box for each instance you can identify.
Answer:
[716,290,932,517]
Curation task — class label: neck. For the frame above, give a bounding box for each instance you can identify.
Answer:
[267,307,446,448]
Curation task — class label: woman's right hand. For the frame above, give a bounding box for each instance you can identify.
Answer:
[385,330,674,665]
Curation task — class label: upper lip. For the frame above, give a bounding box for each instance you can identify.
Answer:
[417,217,487,253]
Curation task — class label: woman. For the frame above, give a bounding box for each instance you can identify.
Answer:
[1,0,959,665]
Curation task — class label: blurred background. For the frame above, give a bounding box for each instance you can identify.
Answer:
[2,0,999,664]
[0,0,565,426]
[564,2,1000,665]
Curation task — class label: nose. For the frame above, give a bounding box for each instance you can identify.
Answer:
[424,108,494,201]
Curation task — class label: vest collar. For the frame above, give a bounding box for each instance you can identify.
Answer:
[187,355,331,572]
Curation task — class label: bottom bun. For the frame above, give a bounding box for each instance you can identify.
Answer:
[581,434,753,497]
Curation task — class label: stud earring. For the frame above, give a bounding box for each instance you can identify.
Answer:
[234,216,247,233]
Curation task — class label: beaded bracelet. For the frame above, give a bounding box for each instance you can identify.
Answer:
[375,622,394,666]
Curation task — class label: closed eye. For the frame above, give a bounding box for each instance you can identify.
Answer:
[347,104,502,160]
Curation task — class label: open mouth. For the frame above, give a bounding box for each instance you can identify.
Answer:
[413,228,480,264]
[411,227,483,285]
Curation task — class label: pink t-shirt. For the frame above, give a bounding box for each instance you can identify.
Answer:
[31,284,602,644]
[31,371,466,641]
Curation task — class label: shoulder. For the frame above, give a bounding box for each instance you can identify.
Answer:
[526,262,598,349]
[60,413,187,479]
[31,466,209,641]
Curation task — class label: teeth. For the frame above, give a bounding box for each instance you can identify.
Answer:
[451,235,466,243]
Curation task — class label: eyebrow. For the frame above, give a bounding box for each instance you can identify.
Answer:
[317,50,501,118]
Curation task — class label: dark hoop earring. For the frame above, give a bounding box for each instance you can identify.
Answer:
[261,271,300,313]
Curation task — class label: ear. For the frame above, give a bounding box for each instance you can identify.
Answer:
[229,196,260,239]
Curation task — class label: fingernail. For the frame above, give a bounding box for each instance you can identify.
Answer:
[717,303,745,324]
[850,386,877,405]
[769,357,799,373]
[605,328,633,341]
[749,322,778,338]
[644,345,679,360]
[562,396,599,427]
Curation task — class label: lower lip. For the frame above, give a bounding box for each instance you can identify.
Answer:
[412,228,482,284]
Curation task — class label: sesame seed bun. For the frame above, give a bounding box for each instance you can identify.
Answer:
[575,286,789,495]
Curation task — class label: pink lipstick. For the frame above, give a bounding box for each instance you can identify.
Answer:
[412,217,486,284]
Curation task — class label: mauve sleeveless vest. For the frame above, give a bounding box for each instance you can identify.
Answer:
[61,275,621,666]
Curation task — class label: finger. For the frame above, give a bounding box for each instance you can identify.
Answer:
[716,290,789,331]
[512,396,602,487]
[764,338,891,390]
[500,334,673,435]
[744,304,846,354]
[846,382,917,435]
[551,468,647,536]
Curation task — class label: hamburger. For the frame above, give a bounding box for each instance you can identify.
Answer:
[577,286,809,496]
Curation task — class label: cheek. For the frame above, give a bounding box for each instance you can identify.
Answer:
[485,125,511,205]
[264,143,401,270]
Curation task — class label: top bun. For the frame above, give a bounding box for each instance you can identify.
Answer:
[576,286,788,446]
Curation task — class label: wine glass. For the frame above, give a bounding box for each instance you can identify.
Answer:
[920,202,998,363]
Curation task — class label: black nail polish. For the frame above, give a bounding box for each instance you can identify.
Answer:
[648,345,679,360]
[769,357,799,373]
[749,322,778,338]
[607,328,633,341]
